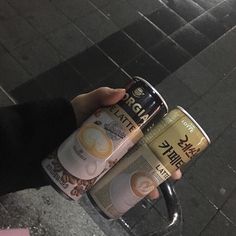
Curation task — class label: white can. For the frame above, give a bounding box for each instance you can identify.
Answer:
[42,77,168,200]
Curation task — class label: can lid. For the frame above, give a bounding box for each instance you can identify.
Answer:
[133,76,169,113]
[177,106,211,144]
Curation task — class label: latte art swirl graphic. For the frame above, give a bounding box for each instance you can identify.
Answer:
[77,124,113,159]
[131,172,155,197]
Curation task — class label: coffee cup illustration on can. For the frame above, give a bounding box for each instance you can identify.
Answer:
[110,172,155,214]
[42,77,168,201]
[68,123,113,180]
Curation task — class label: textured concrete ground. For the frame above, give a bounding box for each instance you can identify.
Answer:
[0,0,236,235]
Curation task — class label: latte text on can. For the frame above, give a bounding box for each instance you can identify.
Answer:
[42,77,168,201]
[88,106,210,219]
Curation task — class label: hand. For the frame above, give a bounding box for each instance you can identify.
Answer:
[147,169,182,200]
[71,87,182,200]
[71,87,126,126]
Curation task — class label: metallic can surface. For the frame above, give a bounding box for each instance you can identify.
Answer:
[89,106,210,219]
[42,77,168,201]
[145,106,210,173]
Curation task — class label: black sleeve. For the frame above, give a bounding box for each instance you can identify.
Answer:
[0,98,77,196]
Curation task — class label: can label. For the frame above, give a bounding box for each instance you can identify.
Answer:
[43,155,99,199]
[43,105,143,201]
[89,107,210,218]
[58,105,143,180]
[42,78,168,200]
[147,108,209,173]
[89,145,171,219]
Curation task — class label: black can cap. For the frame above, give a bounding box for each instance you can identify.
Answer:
[133,76,169,114]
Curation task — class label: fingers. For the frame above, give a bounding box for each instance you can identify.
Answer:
[71,87,126,126]
[171,169,182,180]
[76,87,125,112]
[87,87,126,107]
[147,169,182,200]
[147,188,159,200]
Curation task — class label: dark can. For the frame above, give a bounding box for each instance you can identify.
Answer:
[42,76,168,201]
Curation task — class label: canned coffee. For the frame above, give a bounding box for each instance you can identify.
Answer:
[88,106,210,219]
[42,77,168,201]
